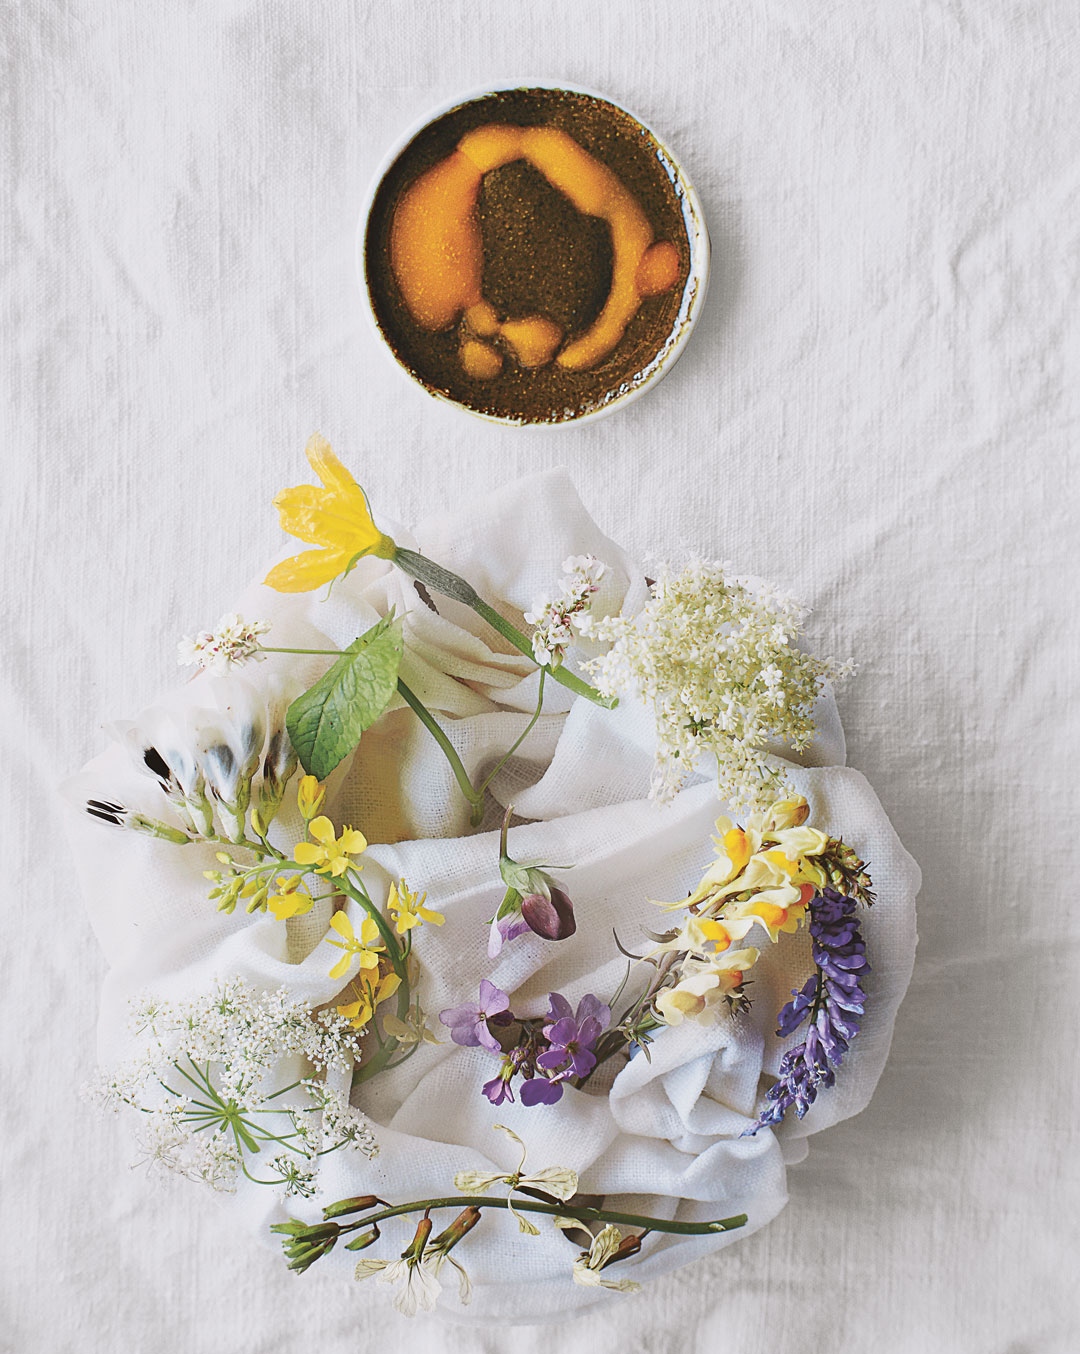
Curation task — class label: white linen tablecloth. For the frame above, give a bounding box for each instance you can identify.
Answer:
[3,2,1078,1350]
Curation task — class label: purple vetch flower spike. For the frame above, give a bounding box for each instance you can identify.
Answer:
[439,979,512,1053]
[745,887,869,1135]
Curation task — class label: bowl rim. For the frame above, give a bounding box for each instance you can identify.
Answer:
[355,78,711,429]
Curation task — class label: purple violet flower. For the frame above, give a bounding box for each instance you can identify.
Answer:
[746,888,869,1134]
[440,979,512,1054]
[482,1072,515,1106]
[520,1076,564,1106]
[535,992,611,1080]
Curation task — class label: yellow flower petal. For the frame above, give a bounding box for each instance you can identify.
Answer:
[293,841,323,866]
[354,950,380,970]
[273,487,382,552]
[359,917,380,946]
[418,906,445,926]
[308,816,336,845]
[338,827,367,855]
[722,828,751,875]
[329,953,353,980]
[264,546,352,593]
[305,431,360,494]
[329,912,355,941]
[376,972,401,1004]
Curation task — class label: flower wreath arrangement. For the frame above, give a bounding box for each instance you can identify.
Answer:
[64,437,919,1323]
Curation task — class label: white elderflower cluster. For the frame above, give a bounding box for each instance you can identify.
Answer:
[523,555,607,667]
[579,560,855,810]
[177,612,271,674]
[84,978,376,1198]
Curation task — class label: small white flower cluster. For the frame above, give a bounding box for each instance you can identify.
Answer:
[580,560,855,810]
[177,612,271,673]
[85,978,376,1198]
[523,555,607,667]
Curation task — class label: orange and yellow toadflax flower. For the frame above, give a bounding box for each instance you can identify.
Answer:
[264,433,397,593]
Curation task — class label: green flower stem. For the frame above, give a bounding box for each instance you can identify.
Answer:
[259,644,490,824]
[259,647,344,656]
[334,874,412,1088]
[394,678,485,825]
[322,1196,747,1238]
[392,548,616,710]
[475,667,547,800]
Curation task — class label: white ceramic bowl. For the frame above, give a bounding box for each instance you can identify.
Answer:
[356,80,710,428]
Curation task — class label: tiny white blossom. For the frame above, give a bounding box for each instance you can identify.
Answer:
[582,560,854,810]
[524,555,606,667]
[85,978,375,1200]
[571,1225,641,1293]
[178,613,271,673]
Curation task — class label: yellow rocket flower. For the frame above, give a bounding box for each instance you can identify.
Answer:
[386,879,445,934]
[293,816,367,877]
[267,874,315,920]
[324,912,383,980]
[264,433,397,593]
[337,971,402,1030]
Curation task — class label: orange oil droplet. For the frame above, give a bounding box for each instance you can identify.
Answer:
[460,338,503,380]
[388,123,682,373]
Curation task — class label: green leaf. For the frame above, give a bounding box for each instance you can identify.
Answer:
[286,613,403,780]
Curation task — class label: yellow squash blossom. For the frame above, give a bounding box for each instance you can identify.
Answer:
[337,970,402,1030]
[294,816,367,877]
[324,912,383,979]
[386,879,445,934]
[264,434,397,593]
[267,874,315,920]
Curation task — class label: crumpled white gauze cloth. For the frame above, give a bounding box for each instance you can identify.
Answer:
[63,468,920,1324]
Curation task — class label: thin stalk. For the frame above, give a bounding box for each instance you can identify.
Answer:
[475,668,547,800]
[394,678,485,821]
[334,874,412,1087]
[323,1195,747,1238]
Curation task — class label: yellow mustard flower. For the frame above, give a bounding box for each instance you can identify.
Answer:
[294,816,367,877]
[267,874,315,921]
[324,912,383,980]
[264,433,397,593]
[386,879,445,935]
[296,774,326,821]
[337,970,402,1030]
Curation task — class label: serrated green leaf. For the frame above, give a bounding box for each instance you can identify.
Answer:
[286,613,403,780]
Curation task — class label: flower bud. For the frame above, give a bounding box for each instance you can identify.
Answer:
[521,888,576,941]
[129,813,193,845]
[297,774,325,821]
[765,797,810,831]
[432,1206,482,1252]
[323,1194,381,1220]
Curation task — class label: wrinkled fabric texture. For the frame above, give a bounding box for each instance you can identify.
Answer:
[64,472,919,1323]
[7,0,1079,1349]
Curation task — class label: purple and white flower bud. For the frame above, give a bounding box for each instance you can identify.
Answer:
[521,888,576,941]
